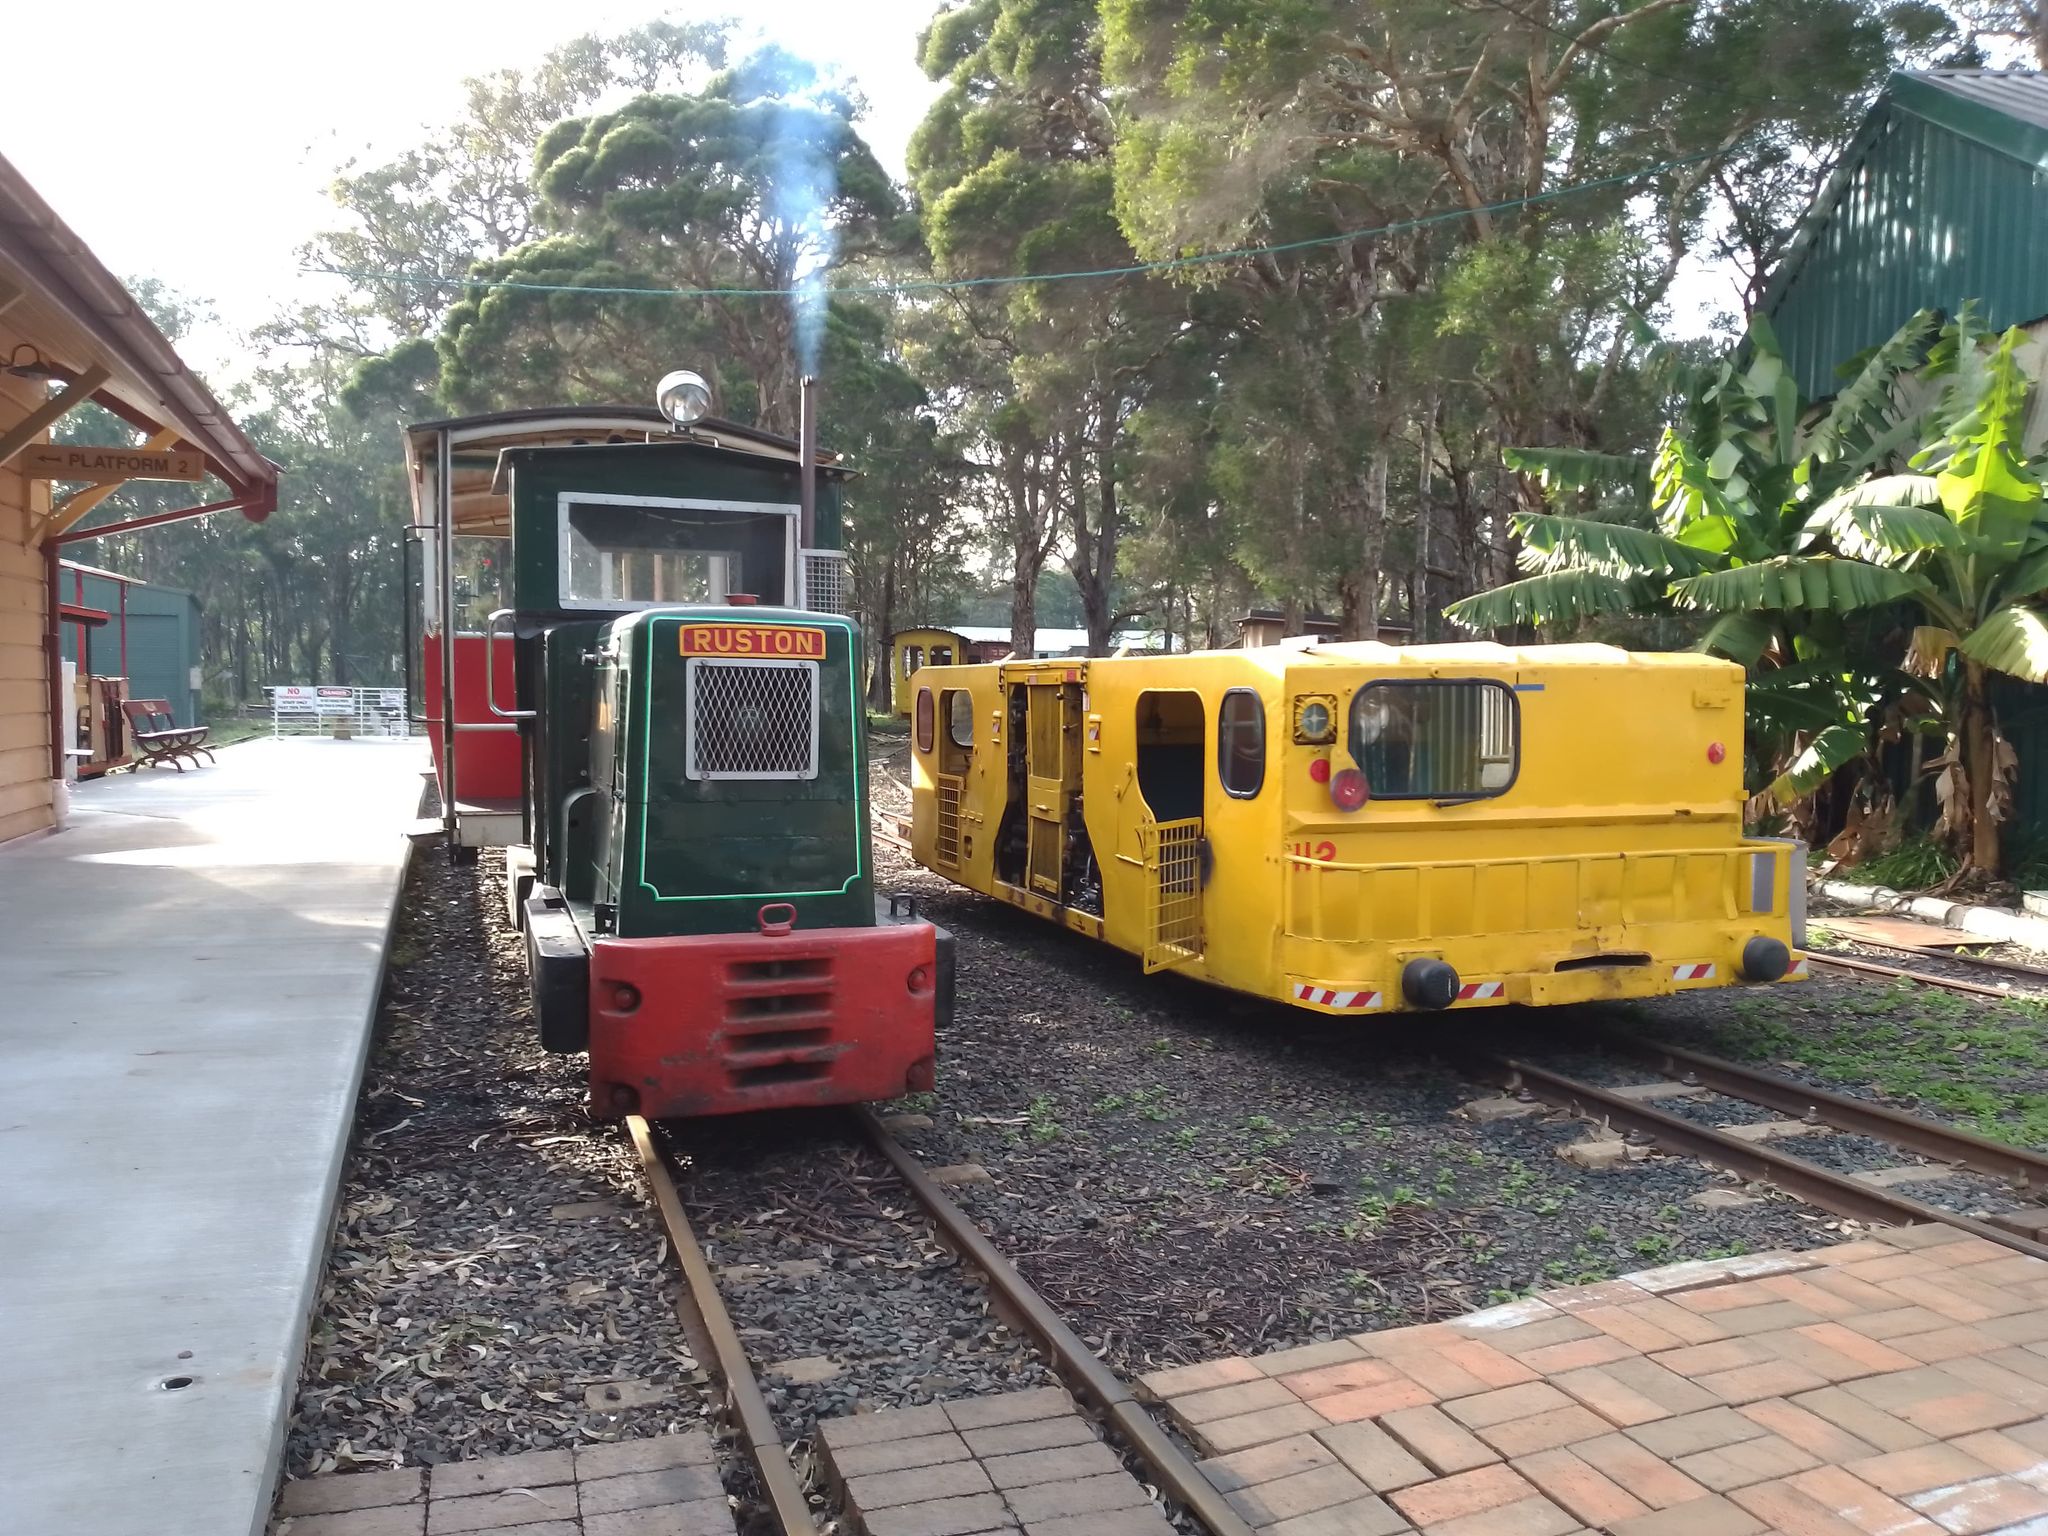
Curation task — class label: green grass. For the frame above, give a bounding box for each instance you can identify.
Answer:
[1699,982,2048,1147]
[1844,835,1957,891]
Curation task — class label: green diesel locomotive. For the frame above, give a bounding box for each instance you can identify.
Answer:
[407,379,948,1120]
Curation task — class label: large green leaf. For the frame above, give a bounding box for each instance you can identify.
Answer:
[1651,430,1751,545]
[1806,309,1938,465]
[1502,446,1650,500]
[1958,604,2048,683]
[1699,612,1776,666]
[1513,515,1720,577]
[1668,556,1928,613]
[1745,686,1853,733]
[1768,723,1871,800]
[1812,474,1940,510]
[1930,328,2043,558]
[1801,500,1969,561]
[1442,569,1644,630]
[1997,548,2048,603]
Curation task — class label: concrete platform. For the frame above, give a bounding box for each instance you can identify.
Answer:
[1144,1225,2048,1536]
[0,739,423,1536]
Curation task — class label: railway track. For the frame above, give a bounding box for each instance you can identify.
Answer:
[1468,1025,2048,1265]
[1807,939,2048,999]
[624,1108,1255,1536]
[1804,947,2042,998]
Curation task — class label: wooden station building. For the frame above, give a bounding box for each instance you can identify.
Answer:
[0,152,276,843]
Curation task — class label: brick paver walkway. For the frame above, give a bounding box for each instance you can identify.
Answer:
[819,1386,1174,1536]
[272,1429,731,1535]
[1142,1226,2048,1536]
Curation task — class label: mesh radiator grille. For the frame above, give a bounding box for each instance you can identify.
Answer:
[686,658,820,780]
[803,550,849,615]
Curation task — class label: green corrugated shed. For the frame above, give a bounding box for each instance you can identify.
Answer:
[1764,70,2048,401]
[59,566,203,727]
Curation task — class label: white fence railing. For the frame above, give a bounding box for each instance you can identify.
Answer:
[269,685,412,740]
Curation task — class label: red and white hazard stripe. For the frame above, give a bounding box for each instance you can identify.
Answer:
[1291,983,1383,1010]
[1455,980,1504,1002]
[1787,956,1809,980]
[1671,962,1717,982]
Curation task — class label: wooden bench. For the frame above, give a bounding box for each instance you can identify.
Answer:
[120,699,214,771]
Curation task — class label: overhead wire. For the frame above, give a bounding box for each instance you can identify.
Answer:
[301,146,1719,302]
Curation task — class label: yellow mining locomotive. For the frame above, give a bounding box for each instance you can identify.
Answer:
[905,641,1806,1016]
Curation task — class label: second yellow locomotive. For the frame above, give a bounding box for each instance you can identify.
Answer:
[905,641,1805,1016]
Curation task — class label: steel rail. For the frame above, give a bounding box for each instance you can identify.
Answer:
[1813,939,2048,985]
[625,1115,817,1535]
[1571,1021,2048,1196]
[853,1108,1259,1536]
[1806,950,2017,999]
[1470,1052,2048,1263]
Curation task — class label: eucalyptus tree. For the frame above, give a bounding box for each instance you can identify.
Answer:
[910,0,1182,654]
[1100,0,1939,637]
[437,47,908,432]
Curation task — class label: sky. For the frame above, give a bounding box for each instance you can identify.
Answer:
[0,0,946,377]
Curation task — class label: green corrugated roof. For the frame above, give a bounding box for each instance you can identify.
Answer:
[1763,70,2048,400]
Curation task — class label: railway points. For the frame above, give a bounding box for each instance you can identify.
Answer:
[0,738,419,1536]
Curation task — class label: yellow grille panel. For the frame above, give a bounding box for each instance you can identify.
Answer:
[1144,817,1204,973]
[1284,847,1749,943]
[934,774,963,870]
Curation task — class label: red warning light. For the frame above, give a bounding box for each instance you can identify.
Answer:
[1707,742,1726,764]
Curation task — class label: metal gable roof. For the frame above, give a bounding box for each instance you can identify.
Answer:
[1905,70,2048,159]
[1762,70,2048,401]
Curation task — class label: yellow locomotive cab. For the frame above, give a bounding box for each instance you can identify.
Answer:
[886,627,972,718]
[905,642,1805,1017]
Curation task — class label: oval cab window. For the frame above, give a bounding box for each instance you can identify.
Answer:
[915,688,935,753]
[947,691,974,748]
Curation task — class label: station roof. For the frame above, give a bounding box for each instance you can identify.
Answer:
[402,405,845,537]
[0,152,278,534]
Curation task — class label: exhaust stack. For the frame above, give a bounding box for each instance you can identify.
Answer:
[798,375,819,563]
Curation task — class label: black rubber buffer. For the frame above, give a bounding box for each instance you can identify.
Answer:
[524,885,591,1052]
[1741,935,1792,983]
[1402,957,1460,1010]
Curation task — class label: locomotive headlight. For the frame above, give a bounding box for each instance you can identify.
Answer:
[656,369,713,428]
[1293,694,1337,745]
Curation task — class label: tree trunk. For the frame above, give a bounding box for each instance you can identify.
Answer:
[1959,659,2003,875]
[867,565,896,712]
[1336,451,1389,640]
[1071,407,1121,656]
[1009,570,1037,661]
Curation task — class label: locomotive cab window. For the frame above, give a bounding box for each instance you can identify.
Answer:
[560,496,794,610]
[915,687,935,753]
[932,644,954,667]
[901,644,924,679]
[1350,680,1517,799]
[946,690,974,749]
[1217,688,1264,798]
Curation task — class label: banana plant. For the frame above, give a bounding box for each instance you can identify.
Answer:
[1446,309,1940,802]
[1448,307,2048,876]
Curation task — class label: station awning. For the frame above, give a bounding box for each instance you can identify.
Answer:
[0,151,279,544]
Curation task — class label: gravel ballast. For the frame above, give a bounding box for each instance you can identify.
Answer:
[867,741,1853,1377]
[285,849,713,1477]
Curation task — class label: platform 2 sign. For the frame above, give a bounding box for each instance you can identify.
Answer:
[677,623,826,659]
[21,444,207,483]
